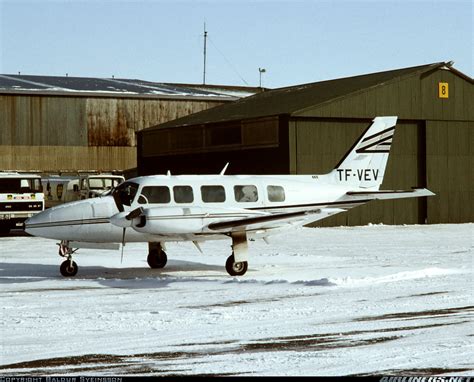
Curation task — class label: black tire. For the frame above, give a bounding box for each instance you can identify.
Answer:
[225,254,248,276]
[60,260,78,277]
[147,250,167,269]
[0,225,10,236]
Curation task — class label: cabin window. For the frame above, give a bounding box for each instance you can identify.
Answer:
[267,185,285,202]
[234,185,258,202]
[173,185,194,203]
[201,185,226,203]
[113,182,139,206]
[138,186,170,204]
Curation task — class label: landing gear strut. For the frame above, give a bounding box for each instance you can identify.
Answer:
[226,232,249,276]
[147,242,167,269]
[58,240,78,277]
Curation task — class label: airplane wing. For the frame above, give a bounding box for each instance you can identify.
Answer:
[206,188,434,233]
[207,207,345,232]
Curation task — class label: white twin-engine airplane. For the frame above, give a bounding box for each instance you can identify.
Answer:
[25,117,434,277]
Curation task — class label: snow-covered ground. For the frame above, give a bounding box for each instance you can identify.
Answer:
[1,224,472,376]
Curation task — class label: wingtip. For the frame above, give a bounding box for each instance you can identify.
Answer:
[413,187,436,197]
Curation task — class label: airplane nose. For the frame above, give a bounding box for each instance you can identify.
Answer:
[25,208,53,232]
[25,200,94,239]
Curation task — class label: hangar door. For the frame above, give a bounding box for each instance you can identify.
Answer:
[426,120,472,223]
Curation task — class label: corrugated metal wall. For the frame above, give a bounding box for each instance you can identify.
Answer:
[0,145,135,172]
[86,98,223,147]
[0,96,87,146]
[0,95,225,171]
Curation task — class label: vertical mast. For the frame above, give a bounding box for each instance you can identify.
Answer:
[203,23,207,84]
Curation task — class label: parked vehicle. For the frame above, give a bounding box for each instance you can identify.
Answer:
[0,172,45,234]
[43,174,124,208]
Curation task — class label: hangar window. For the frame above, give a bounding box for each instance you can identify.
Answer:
[207,125,241,146]
[201,185,226,203]
[267,185,285,202]
[138,186,170,204]
[234,185,258,202]
[173,185,194,203]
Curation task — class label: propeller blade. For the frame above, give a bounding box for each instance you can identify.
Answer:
[120,227,126,264]
[113,192,124,212]
[126,207,144,220]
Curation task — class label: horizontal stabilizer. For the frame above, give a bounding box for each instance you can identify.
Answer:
[347,188,435,200]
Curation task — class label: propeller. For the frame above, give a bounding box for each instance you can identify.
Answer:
[113,190,124,212]
[118,207,145,263]
[120,227,126,263]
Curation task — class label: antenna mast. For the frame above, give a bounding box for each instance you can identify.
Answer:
[203,23,207,84]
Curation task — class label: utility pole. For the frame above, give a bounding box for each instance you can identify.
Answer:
[203,23,208,84]
[259,67,266,88]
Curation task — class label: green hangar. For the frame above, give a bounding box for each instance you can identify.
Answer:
[137,62,473,226]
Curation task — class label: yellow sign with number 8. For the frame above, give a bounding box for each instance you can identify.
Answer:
[439,82,449,98]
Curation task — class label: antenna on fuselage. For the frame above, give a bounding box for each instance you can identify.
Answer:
[220,162,229,175]
[167,170,171,176]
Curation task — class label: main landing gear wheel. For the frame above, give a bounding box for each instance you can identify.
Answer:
[60,260,78,277]
[147,250,167,269]
[225,254,248,276]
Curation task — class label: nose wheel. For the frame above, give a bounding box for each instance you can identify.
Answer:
[60,259,78,277]
[58,240,79,277]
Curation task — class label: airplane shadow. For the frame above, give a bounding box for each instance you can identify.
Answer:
[0,229,31,237]
[0,260,227,289]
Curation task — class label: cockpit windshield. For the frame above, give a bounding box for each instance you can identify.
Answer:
[112,181,139,207]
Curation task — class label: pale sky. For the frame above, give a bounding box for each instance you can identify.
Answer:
[1,0,472,88]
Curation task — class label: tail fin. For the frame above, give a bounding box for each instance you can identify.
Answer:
[330,116,397,189]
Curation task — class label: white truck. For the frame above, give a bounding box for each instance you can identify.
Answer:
[43,173,124,208]
[0,172,45,234]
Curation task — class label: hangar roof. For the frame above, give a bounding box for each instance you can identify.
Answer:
[0,74,260,100]
[150,62,471,129]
